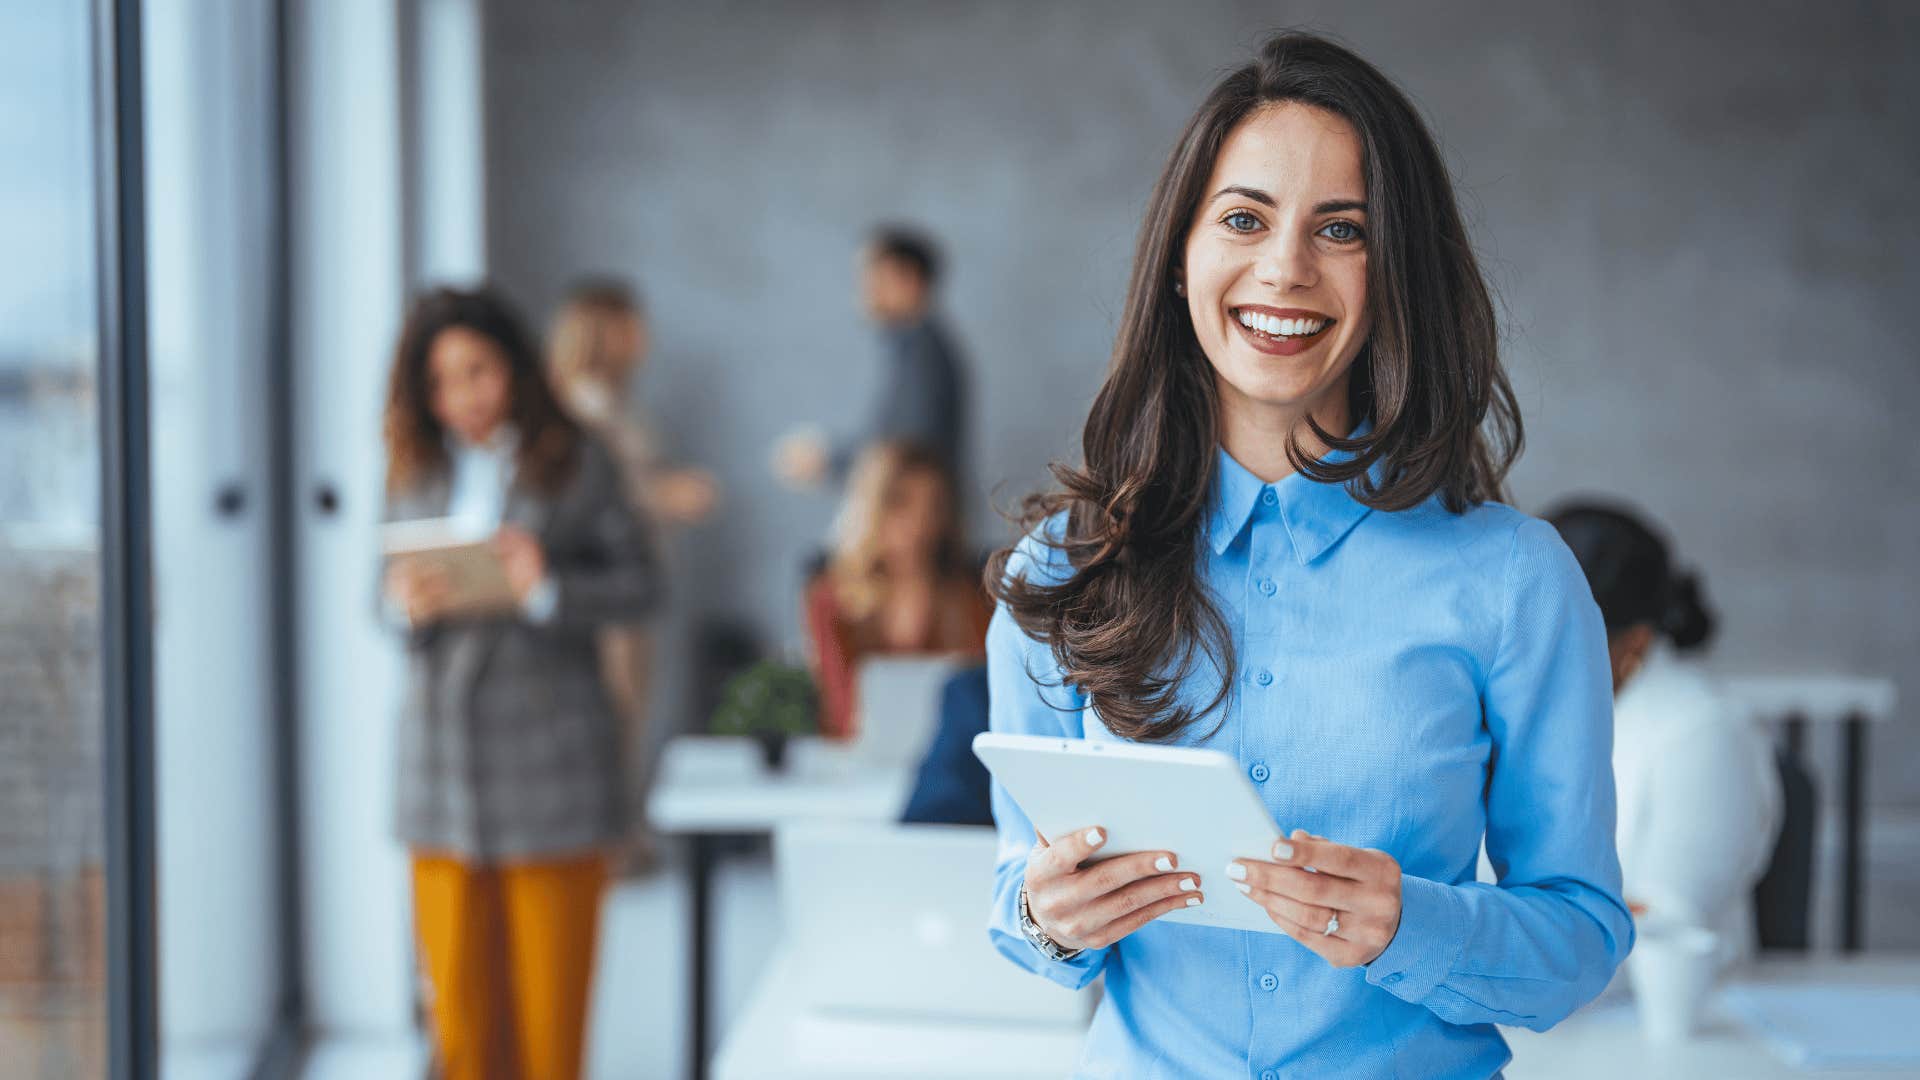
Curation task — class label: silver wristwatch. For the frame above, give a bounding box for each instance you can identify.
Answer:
[1018,880,1083,961]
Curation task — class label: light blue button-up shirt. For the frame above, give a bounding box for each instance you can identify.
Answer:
[986,443,1633,1079]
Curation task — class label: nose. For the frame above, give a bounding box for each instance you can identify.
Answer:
[1253,229,1318,292]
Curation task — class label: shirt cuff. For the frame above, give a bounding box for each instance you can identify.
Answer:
[1365,873,1468,1003]
[520,576,559,625]
[987,925,1108,990]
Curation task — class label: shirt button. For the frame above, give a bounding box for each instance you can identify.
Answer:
[1249,762,1271,783]
[1261,1071,1279,1080]
[1383,972,1404,986]
[1258,972,1279,992]
[1257,577,1277,596]
[1261,489,1278,507]
[1255,669,1273,687]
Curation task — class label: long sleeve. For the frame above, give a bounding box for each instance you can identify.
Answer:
[547,441,665,630]
[376,493,441,650]
[1363,518,1634,1030]
[983,534,1110,990]
[830,319,965,479]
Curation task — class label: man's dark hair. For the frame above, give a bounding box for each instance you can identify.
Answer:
[870,225,942,288]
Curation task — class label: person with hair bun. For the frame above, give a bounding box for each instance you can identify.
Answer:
[1547,500,1781,958]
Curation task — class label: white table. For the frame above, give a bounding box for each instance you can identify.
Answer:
[1722,674,1898,951]
[646,736,914,1080]
[1505,954,1920,1079]
[713,947,1088,1080]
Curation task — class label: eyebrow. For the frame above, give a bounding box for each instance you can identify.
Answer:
[1211,186,1368,215]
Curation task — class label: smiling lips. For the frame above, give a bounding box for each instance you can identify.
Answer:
[1231,305,1334,356]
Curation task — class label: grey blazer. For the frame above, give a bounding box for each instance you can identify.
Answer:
[383,436,662,861]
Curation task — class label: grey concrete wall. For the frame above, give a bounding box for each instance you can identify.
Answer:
[481,2,1920,812]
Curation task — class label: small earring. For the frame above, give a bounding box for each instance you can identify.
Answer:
[1174,281,1186,296]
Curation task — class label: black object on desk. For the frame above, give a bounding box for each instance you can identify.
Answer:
[1754,710,1871,952]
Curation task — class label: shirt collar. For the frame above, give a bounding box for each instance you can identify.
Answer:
[447,422,519,460]
[1205,417,1377,564]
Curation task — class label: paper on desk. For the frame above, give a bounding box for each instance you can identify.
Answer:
[1721,985,1920,1069]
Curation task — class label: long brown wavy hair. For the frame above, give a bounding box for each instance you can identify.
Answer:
[383,286,582,496]
[987,30,1523,742]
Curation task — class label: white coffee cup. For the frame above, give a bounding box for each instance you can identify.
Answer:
[1628,924,1720,1043]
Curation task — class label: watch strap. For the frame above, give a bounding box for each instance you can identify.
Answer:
[1018,879,1084,962]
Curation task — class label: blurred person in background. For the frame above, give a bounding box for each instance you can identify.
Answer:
[1548,500,1781,960]
[548,276,717,872]
[773,225,968,490]
[805,440,990,740]
[381,286,662,1080]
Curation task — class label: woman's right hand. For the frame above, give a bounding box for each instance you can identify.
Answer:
[1024,826,1202,952]
[385,557,451,627]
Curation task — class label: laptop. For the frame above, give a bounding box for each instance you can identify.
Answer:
[850,655,970,767]
[775,821,1092,1026]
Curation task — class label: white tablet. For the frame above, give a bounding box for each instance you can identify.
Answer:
[972,731,1287,935]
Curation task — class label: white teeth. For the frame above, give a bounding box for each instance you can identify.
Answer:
[1236,309,1328,337]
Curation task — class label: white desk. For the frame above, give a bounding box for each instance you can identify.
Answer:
[646,736,913,1080]
[713,947,1088,1080]
[648,735,913,833]
[1506,954,1920,1079]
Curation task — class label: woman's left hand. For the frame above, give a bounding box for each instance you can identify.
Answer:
[494,525,548,602]
[1230,828,1403,967]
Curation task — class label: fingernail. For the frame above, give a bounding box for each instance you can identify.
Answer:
[1273,840,1294,860]
[1086,829,1103,846]
[1179,878,1197,892]
[1234,881,1251,895]
[1185,897,1202,907]
[1226,862,1248,881]
[1154,856,1175,873]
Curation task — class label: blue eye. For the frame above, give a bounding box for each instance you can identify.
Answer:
[1320,220,1364,243]
[1223,210,1261,233]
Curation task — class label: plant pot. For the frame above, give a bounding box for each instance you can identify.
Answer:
[753,730,790,772]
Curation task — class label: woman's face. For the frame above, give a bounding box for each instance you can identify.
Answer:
[604,312,649,381]
[427,326,514,445]
[879,467,950,565]
[1182,101,1371,431]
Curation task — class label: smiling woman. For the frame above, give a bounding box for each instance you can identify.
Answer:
[982,29,1629,1080]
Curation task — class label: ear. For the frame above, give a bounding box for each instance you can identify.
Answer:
[1608,623,1657,691]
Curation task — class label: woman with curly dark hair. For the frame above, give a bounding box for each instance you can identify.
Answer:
[380,285,660,1080]
[983,31,1630,1078]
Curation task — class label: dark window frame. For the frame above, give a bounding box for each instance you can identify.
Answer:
[92,1,306,1075]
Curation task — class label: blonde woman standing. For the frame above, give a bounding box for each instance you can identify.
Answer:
[548,280,716,869]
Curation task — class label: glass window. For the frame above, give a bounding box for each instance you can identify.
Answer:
[0,2,107,1076]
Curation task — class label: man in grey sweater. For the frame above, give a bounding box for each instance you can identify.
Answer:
[774,225,968,487]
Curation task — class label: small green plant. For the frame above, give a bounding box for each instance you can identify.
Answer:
[709,660,819,740]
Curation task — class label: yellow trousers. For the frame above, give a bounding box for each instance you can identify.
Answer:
[411,851,610,1080]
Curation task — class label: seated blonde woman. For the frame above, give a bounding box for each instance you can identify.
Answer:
[805,441,990,740]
